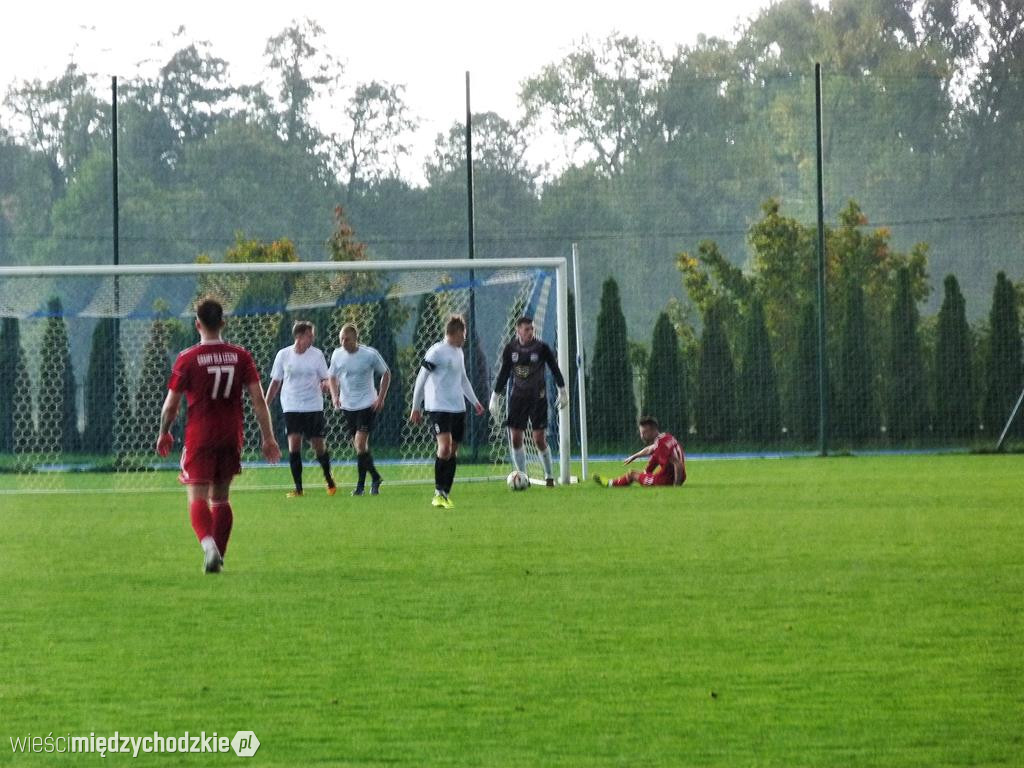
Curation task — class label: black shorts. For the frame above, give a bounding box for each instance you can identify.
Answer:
[342,407,376,436]
[506,394,548,431]
[284,410,326,439]
[428,411,466,443]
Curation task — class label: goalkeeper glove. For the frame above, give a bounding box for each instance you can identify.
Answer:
[555,387,569,410]
[488,392,501,421]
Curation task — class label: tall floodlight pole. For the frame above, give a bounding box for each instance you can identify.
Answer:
[814,63,829,456]
[465,71,479,461]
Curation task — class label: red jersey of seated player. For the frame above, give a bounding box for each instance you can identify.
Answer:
[638,432,687,486]
[167,341,260,484]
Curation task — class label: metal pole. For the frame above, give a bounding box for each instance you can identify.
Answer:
[465,71,479,461]
[111,76,121,432]
[111,76,120,313]
[996,386,1024,451]
[814,63,828,457]
[572,243,589,480]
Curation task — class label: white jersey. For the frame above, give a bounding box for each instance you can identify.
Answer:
[413,340,481,413]
[328,344,389,411]
[270,345,329,413]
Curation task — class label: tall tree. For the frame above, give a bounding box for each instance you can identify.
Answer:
[3,61,107,196]
[588,278,636,447]
[158,37,232,143]
[134,310,174,454]
[737,297,781,443]
[339,81,418,197]
[696,300,737,443]
[263,18,342,149]
[522,33,670,176]
[37,296,79,453]
[0,317,32,452]
[368,298,404,448]
[982,271,1022,437]
[83,318,125,454]
[834,280,878,442]
[642,312,688,438]
[792,301,823,442]
[934,274,975,439]
[886,266,930,440]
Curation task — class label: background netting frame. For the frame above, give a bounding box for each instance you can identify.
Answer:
[0,258,572,494]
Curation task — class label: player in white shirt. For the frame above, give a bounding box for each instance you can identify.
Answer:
[327,323,391,495]
[265,321,336,497]
[409,314,485,508]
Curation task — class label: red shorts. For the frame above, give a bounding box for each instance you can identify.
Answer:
[637,471,675,487]
[179,443,242,485]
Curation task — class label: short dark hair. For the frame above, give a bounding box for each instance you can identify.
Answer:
[195,296,224,330]
[446,314,466,336]
[292,320,314,337]
[638,416,660,431]
[516,316,533,327]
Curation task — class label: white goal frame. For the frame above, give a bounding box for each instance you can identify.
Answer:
[0,257,573,486]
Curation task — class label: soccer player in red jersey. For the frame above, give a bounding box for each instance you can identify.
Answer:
[594,417,686,488]
[156,297,281,573]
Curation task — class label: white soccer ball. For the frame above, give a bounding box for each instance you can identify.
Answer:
[506,470,530,491]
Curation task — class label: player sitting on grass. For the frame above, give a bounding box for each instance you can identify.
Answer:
[594,417,686,488]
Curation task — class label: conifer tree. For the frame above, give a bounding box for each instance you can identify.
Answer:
[886,267,929,439]
[696,301,736,442]
[38,297,80,453]
[982,272,1022,437]
[737,298,780,443]
[934,275,975,438]
[642,312,688,438]
[589,278,636,448]
[834,281,878,441]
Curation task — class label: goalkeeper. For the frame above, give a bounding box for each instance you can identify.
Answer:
[489,316,568,487]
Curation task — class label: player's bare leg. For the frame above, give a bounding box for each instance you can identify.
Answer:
[311,436,336,496]
[187,482,223,572]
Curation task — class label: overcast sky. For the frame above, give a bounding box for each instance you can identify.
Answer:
[2,0,776,180]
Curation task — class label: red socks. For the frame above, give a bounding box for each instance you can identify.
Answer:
[190,499,233,556]
[211,501,234,556]
[612,475,632,487]
[189,499,213,541]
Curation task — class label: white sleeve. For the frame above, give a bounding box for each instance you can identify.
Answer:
[316,349,330,379]
[372,349,390,375]
[412,366,428,411]
[270,349,286,382]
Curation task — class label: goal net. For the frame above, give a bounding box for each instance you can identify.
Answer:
[0,259,571,494]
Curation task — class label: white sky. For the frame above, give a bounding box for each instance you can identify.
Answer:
[1,0,773,181]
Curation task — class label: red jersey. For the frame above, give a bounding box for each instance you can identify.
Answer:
[646,432,685,484]
[168,341,260,452]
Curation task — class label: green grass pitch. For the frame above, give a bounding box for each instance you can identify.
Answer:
[1,454,1022,766]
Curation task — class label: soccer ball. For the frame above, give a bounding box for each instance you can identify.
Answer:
[506,470,530,491]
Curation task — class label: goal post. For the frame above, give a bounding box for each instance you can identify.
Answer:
[0,257,574,493]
